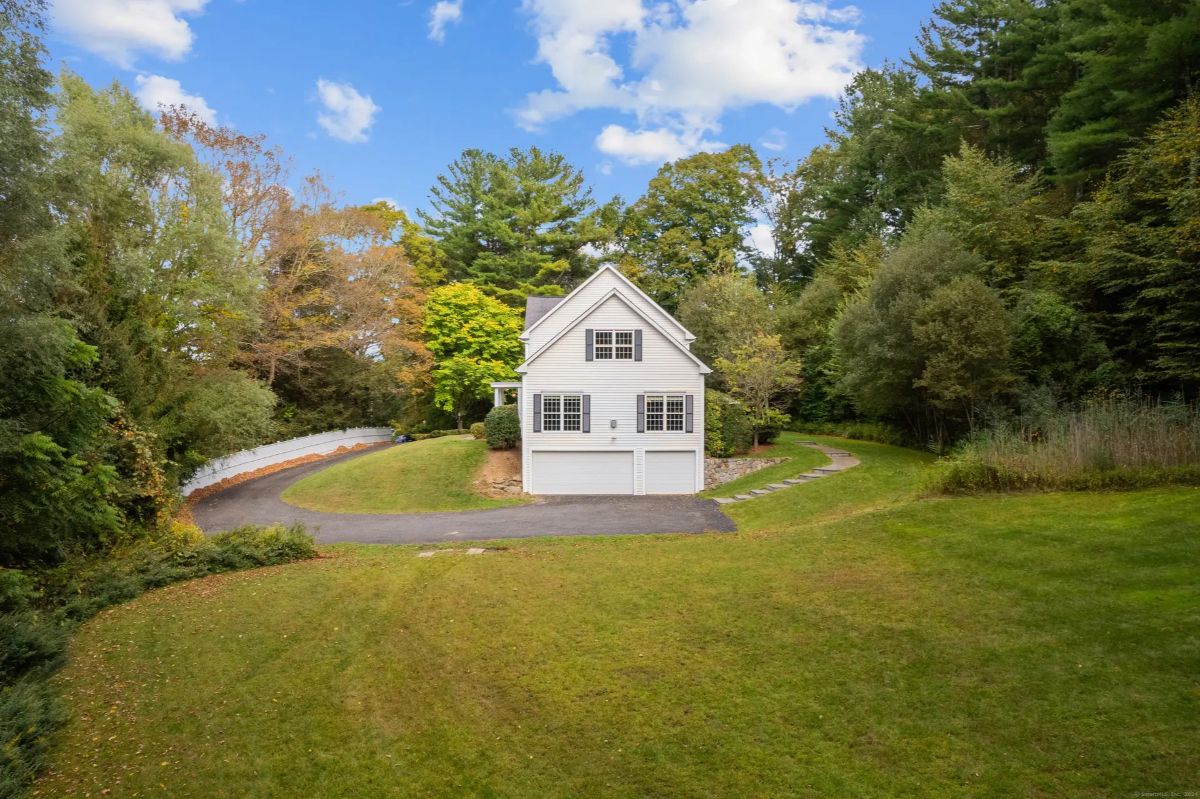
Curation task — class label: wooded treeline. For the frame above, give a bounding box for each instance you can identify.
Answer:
[3,0,1199,565]
[410,0,1200,449]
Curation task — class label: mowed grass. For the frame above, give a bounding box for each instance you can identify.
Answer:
[701,431,828,497]
[280,435,528,514]
[39,440,1200,797]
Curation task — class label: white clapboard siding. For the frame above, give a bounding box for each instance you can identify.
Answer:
[181,427,393,495]
[522,295,705,494]
[523,267,691,355]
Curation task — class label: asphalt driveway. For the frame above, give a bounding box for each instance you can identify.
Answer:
[190,446,736,544]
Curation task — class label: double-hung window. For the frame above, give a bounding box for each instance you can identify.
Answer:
[541,394,583,432]
[644,394,686,432]
[594,330,634,360]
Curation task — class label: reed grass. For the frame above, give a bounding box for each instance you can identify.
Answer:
[929,397,1200,493]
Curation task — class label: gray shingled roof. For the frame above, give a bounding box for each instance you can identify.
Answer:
[524,296,564,330]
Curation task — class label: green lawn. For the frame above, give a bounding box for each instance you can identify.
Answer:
[39,439,1200,797]
[701,431,829,497]
[280,435,529,514]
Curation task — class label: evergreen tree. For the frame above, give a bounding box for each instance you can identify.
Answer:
[419,147,610,304]
[1048,0,1200,189]
[1071,98,1200,391]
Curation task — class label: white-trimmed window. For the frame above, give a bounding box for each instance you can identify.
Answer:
[645,394,686,432]
[542,394,582,432]
[594,330,635,360]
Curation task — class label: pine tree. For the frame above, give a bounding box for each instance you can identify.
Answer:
[419,147,611,304]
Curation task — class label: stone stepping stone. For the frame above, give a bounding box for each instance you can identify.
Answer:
[734,494,755,501]
[750,488,772,496]
[814,466,842,473]
[466,547,485,555]
[797,440,817,445]
[713,496,739,504]
[768,483,789,490]
[783,477,810,485]
[827,451,852,456]
[417,551,436,558]
[801,472,825,478]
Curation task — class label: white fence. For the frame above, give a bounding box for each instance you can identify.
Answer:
[181,427,394,496]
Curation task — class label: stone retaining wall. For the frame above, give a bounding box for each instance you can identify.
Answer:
[704,457,786,490]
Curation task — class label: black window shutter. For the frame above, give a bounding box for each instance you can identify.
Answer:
[585,329,594,361]
[685,394,694,433]
[634,329,642,361]
[637,394,645,433]
[533,393,542,432]
[582,395,591,433]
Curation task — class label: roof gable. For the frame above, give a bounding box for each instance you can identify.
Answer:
[520,264,694,343]
[517,288,711,374]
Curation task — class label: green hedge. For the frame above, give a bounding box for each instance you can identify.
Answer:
[705,390,753,457]
[1,524,316,798]
[469,422,486,440]
[410,429,468,441]
[792,420,910,447]
[485,405,521,450]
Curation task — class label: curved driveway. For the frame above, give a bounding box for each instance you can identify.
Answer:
[191,446,737,545]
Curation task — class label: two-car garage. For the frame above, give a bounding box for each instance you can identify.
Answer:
[529,449,699,495]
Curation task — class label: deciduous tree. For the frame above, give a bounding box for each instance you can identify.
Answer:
[715,334,803,447]
[619,145,764,310]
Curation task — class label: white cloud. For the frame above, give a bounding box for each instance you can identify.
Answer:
[51,0,209,68]
[518,0,863,164]
[428,0,463,42]
[134,74,216,124]
[315,79,381,143]
[595,124,724,165]
[746,222,775,256]
[760,127,787,152]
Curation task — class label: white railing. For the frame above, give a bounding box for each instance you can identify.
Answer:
[181,427,394,495]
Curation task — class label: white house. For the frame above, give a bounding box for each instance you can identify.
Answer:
[493,264,711,496]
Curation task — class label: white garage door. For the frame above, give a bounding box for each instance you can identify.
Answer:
[531,450,634,495]
[645,450,698,494]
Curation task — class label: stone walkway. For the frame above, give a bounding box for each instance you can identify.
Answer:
[710,442,861,505]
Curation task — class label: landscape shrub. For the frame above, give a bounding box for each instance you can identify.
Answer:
[398,429,468,441]
[485,405,521,450]
[0,677,67,799]
[927,397,1200,493]
[793,420,910,447]
[0,524,316,798]
[469,422,486,440]
[704,390,753,457]
[0,613,68,680]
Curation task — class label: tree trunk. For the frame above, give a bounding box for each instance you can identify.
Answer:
[456,411,464,432]
[753,429,760,448]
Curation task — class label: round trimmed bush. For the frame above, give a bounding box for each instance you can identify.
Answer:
[469,422,486,440]
[485,404,521,450]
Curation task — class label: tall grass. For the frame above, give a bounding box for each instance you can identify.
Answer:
[929,397,1200,493]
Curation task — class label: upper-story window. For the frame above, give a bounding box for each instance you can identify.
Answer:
[594,330,635,360]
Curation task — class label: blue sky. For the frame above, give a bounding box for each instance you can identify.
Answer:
[46,0,934,217]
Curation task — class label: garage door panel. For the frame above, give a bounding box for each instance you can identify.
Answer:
[645,450,697,494]
[533,451,633,495]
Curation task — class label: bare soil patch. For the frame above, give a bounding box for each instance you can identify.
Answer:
[473,447,523,497]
